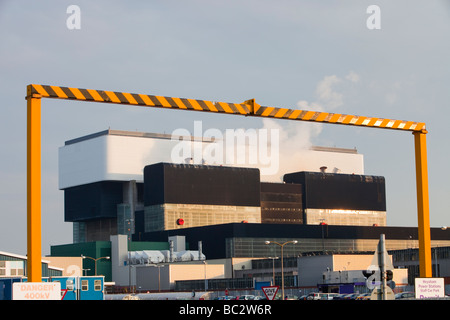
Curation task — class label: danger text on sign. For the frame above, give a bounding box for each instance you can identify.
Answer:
[13,282,61,300]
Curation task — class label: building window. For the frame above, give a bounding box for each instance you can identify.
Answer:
[81,280,88,291]
[66,279,74,291]
[94,280,102,291]
[73,222,87,243]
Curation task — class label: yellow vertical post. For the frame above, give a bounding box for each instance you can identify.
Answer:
[413,131,432,278]
[26,90,42,282]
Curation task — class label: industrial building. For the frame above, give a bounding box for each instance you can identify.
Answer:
[0,251,106,300]
[0,251,64,278]
[50,227,450,294]
[284,171,386,226]
[142,163,262,232]
[60,129,214,242]
[137,222,450,260]
[58,129,371,243]
[50,129,450,294]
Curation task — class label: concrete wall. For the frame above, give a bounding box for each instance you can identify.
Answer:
[111,234,131,287]
[206,259,233,278]
[323,268,408,287]
[290,147,364,176]
[298,255,333,287]
[333,254,379,271]
[298,254,400,288]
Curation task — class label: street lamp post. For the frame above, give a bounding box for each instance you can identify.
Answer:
[150,264,164,292]
[435,226,448,277]
[265,240,298,300]
[81,255,110,276]
[202,260,208,291]
[268,257,278,286]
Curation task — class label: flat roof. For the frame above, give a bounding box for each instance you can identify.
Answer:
[65,129,215,146]
[0,251,63,270]
[64,130,357,156]
[310,145,358,154]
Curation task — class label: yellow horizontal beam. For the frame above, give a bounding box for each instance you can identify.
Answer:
[27,84,426,132]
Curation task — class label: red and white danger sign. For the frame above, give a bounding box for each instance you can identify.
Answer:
[262,286,279,300]
[13,282,61,300]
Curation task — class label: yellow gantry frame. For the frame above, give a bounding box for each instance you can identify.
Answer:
[25,84,432,281]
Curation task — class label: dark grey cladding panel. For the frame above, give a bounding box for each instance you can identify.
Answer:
[260,182,302,202]
[64,181,123,222]
[283,171,386,212]
[144,163,260,207]
[260,182,303,224]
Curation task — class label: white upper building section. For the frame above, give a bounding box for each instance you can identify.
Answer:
[58,130,208,189]
[58,129,364,189]
[291,146,364,175]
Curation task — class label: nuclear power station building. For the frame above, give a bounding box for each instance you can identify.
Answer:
[59,129,388,242]
[53,129,450,288]
[58,129,450,260]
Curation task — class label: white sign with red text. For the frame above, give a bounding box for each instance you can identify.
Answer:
[13,282,61,300]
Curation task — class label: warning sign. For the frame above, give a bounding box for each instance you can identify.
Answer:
[13,282,61,300]
[415,278,445,299]
[262,286,279,300]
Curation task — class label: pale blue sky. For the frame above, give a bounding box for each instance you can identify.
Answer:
[1,1,449,255]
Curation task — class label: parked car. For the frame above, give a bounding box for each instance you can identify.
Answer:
[343,293,359,300]
[332,294,348,300]
[306,292,338,300]
[214,295,238,300]
[238,295,255,300]
[395,292,415,300]
[326,293,340,300]
[355,293,371,300]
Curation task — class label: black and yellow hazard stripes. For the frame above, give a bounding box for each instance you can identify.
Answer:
[27,84,426,132]
[27,84,251,115]
[252,105,426,132]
